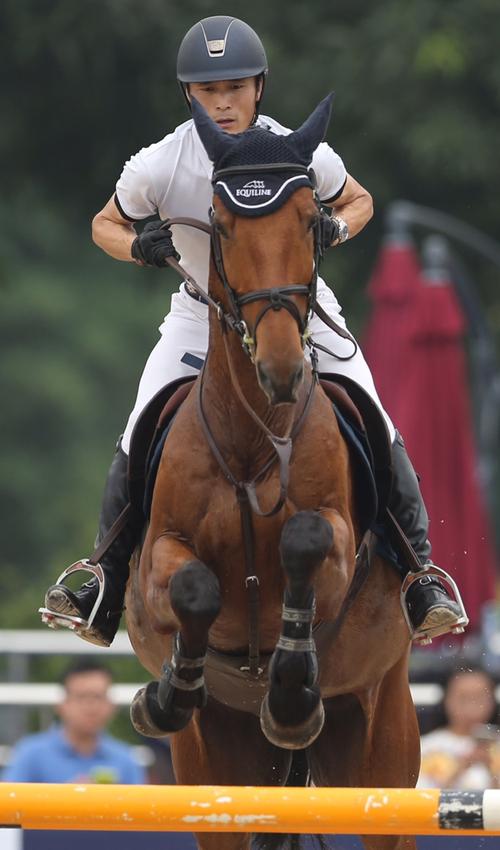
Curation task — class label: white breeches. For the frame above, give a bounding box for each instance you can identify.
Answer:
[121,281,395,454]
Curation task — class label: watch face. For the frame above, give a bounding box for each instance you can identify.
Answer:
[338,219,349,242]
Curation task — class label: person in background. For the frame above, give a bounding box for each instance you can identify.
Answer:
[418,666,500,789]
[1,659,146,783]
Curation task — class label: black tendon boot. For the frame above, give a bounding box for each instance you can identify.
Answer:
[390,432,468,642]
[41,441,140,647]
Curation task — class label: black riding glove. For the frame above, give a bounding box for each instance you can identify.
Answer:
[131,220,180,267]
[318,210,340,255]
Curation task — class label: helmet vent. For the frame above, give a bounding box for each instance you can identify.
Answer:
[207,39,225,56]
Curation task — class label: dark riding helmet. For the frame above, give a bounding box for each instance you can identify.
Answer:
[177,16,268,111]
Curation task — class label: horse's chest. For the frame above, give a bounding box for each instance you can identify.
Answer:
[194,483,283,575]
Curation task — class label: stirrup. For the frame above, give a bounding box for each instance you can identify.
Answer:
[39,560,105,635]
[400,563,469,646]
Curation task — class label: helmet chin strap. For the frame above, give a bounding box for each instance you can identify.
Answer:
[254,72,266,116]
[179,81,191,111]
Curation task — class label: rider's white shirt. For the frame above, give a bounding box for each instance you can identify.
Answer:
[115,114,347,293]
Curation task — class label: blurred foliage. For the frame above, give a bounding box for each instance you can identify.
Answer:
[1,0,499,653]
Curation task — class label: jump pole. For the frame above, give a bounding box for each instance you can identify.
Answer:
[1,784,500,835]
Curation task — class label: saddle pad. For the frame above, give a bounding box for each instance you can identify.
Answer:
[332,403,378,534]
[143,415,178,518]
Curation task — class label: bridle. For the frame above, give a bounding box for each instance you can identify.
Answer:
[163,162,358,366]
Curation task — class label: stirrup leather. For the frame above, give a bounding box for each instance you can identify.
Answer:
[400,564,469,646]
[39,560,105,635]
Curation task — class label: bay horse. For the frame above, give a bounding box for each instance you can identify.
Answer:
[125,95,420,850]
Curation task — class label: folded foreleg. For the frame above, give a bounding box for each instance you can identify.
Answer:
[131,534,221,737]
[260,510,335,749]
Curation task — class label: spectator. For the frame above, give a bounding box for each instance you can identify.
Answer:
[2,659,145,783]
[418,666,500,789]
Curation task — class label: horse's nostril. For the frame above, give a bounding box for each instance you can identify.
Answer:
[294,362,304,388]
[256,360,304,404]
[256,361,275,402]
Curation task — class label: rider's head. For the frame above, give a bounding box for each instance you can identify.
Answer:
[177,16,268,135]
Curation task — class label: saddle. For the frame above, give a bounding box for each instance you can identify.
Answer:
[127,372,393,537]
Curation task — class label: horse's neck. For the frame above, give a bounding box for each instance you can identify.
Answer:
[203,315,295,462]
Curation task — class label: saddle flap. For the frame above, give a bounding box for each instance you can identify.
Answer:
[128,376,196,514]
[320,375,393,519]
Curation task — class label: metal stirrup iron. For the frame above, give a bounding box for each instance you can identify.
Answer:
[400,564,469,645]
[39,560,106,634]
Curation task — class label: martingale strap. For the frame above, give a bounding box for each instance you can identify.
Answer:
[197,360,317,677]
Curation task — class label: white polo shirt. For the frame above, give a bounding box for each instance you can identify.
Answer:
[115,114,347,292]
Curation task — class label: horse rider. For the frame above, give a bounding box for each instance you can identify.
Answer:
[41,15,465,648]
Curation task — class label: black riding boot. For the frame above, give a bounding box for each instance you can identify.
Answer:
[390,432,464,639]
[43,441,139,647]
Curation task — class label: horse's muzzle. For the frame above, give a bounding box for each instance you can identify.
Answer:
[256,359,304,405]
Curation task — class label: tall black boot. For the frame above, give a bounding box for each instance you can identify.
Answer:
[390,432,466,640]
[42,440,140,647]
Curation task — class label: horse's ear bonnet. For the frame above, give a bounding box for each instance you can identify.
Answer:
[191,94,334,217]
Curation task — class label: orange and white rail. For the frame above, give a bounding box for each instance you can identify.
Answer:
[1,784,500,835]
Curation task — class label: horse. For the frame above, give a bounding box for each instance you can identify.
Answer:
[125,94,420,850]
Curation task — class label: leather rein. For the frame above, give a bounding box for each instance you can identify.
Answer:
[159,177,358,676]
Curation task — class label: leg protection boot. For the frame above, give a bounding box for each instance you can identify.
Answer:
[42,440,140,647]
[389,432,467,641]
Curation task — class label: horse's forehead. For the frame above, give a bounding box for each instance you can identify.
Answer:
[213,187,315,232]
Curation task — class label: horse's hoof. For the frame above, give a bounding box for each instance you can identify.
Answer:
[260,693,325,749]
[130,682,193,738]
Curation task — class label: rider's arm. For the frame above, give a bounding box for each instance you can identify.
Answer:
[324,173,373,243]
[92,194,138,262]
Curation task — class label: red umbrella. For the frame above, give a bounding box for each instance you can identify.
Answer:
[363,234,421,419]
[388,270,497,631]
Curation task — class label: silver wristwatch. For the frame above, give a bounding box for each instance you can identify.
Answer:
[332,216,349,244]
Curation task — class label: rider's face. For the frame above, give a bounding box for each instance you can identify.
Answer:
[188,77,263,134]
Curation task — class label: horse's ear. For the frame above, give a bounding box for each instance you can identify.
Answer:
[287,93,334,162]
[191,96,239,164]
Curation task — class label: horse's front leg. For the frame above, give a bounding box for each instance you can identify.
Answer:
[131,534,221,738]
[260,508,351,749]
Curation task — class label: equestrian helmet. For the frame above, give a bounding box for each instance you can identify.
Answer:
[177,16,268,105]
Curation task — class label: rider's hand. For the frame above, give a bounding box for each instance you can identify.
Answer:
[131,220,180,267]
[318,210,340,254]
